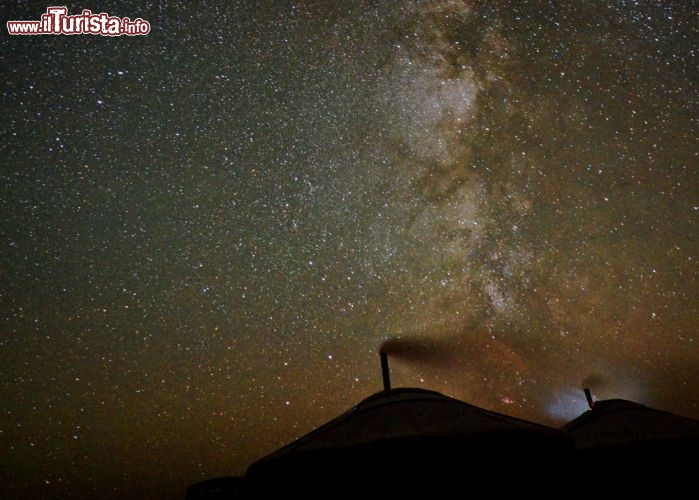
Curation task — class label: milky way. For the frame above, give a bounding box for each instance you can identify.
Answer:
[1,1,697,498]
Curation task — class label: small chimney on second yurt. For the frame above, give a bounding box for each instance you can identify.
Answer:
[584,387,594,409]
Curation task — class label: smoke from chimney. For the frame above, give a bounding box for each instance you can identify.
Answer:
[379,336,456,367]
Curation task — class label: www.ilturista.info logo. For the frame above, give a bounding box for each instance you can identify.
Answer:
[7,6,150,36]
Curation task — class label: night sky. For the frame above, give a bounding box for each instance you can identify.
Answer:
[1,1,697,498]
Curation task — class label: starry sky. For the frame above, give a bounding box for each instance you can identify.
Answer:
[1,1,697,498]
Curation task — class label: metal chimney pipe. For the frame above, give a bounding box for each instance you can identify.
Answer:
[380,351,391,391]
[584,387,594,409]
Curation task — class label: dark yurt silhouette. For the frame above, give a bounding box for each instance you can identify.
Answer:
[241,353,574,499]
[562,391,699,499]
